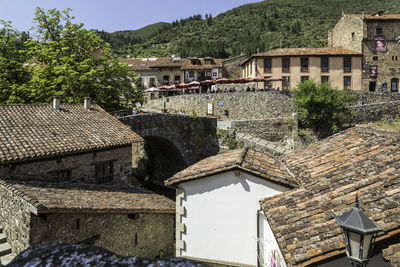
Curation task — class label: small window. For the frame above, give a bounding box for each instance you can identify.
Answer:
[376,27,382,35]
[264,58,272,73]
[301,76,309,82]
[282,76,290,90]
[321,57,329,72]
[301,58,309,73]
[282,57,290,73]
[138,78,143,85]
[95,161,114,184]
[149,78,156,87]
[373,56,379,61]
[163,75,169,85]
[344,76,352,90]
[321,76,329,84]
[391,78,399,92]
[174,76,180,84]
[351,32,355,39]
[188,71,194,78]
[264,76,272,89]
[343,57,352,73]
[369,81,376,92]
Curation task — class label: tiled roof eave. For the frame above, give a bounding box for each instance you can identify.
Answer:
[239,166,298,188]
[37,207,176,215]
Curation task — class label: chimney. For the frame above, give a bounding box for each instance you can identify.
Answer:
[53,97,60,111]
[84,97,91,110]
[257,48,260,53]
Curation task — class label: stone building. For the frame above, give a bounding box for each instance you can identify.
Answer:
[329,11,400,92]
[0,99,176,264]
[241,47,362,90]
[221,54,247,78]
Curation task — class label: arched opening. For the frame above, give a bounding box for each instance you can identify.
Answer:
[139,136,188,186]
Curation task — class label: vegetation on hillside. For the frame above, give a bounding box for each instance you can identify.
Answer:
[294,80,352,137]
[100,0,400,58]
[0,8,143,110]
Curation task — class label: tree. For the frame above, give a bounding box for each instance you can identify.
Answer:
[294,80,351,137]
[0,20,31,103]
[25,7,141,110]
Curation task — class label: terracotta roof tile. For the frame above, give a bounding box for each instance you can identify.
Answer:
[261,126,400,266]
[120,57,185,71]
[0,180,175,214]
[181,57,223,70]
[0,104,142,164]
[346,13,400,20]
[252,47,361,57]
[165,148,297,188]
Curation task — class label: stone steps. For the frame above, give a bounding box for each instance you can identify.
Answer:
[0,227,13,266]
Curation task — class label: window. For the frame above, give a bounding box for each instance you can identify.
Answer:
[373,56,379,61]
[264,58,272,73]
[376,27,382,35]
[301,58,309,72]
[282,76,290,90]
[205,71,212,77]
[344,76,352,90]
[205,60,212,65]
[391,78,399,92]
[163,75,169,85]
[351,32,355,39]
[95,161,114,184]
[149,78,156,87]
[137,77,143,85]
[52,169,71,182]
[174,75,180,84]
[301,76,309,82]
[282,57,290,73]
[343,57,352,73]
[264,76,272,89]
[321,76,329,84]
[188,71,194,78]
[321,57,329,72]
[392,56,399,61]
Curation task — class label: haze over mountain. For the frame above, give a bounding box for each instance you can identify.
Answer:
[98,0,400,58]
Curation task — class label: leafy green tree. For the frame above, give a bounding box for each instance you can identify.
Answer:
[294,80,351,137]
[26,7,141,110]
[0,20,31,103]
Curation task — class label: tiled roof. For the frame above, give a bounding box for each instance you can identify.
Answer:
[260,126,400,266]
[0,104,142,164]
[181,58,223,70]
[0,180,175,214]
[346,14,400,20]
[165,148,297,188]
[120,57,184,71]
[252,47,361,57]
[383,243,400,266]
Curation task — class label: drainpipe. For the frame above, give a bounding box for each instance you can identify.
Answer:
[257,208,262,267]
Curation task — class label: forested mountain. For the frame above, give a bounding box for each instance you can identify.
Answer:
[99,0,400,58]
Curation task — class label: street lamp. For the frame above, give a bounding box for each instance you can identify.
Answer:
[336,195,382,267]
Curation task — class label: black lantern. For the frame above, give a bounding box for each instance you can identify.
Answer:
[336,195,382,267]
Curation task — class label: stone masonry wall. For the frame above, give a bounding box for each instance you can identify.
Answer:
[29,213,174,258]
[0,183,31,256]
[0,146,133,184]
[344,101,400,124]
[145,92,295,120]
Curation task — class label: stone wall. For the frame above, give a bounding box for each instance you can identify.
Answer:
[0,183,31,256]
[222,55,247,78]
[29,213,174,258]
[230,117,295,142]
[145,92,295,120]
[0,146,133,184]
[344,101,400,124]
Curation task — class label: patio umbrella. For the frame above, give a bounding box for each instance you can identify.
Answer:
[251,77,266,82]
[175,83,188,88]
[200,80,215,85]
[265,77,284,81]
[158,85,170,90]
[144,87,159,92]
[188,81,200,86]
[216,78,231,84]
[233,77,251,83]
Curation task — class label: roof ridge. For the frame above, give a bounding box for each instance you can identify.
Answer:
[236,147,249,166]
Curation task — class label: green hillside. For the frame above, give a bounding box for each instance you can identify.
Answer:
[101,0,400,58]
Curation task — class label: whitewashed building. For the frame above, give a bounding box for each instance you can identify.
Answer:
[165,148,297,266]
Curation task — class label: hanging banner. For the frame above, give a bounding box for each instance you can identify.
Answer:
[370,65,378,78]
[374,36,387,52]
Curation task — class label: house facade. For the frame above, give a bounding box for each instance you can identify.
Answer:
[329,11,400,92]
[181,57,223,83]
[165,149,297,266]
[241,47,362,91]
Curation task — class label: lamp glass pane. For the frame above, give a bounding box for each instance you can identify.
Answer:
[362,234,373,259]
[348,231,361,259]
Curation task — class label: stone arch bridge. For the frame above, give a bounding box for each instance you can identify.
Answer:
[119,113,219,184]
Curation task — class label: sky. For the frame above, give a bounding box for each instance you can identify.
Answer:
[0,0,261,33]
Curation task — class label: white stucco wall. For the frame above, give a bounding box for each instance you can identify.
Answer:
[180,170,290,266]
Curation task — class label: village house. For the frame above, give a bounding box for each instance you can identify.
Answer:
[166,126,400,267]
[181,57,223,83]
[0,99,175,264]
[241,47,362,91]
[329,11,400,92]
[120,57,167,88]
